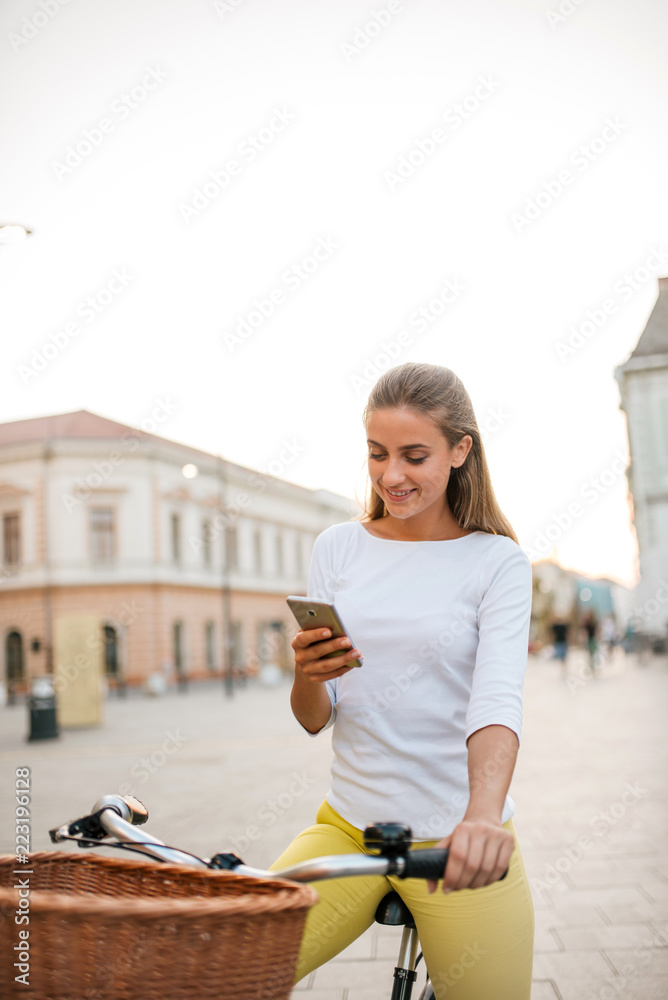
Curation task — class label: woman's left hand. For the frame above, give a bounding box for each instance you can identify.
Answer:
[426,816,514,894]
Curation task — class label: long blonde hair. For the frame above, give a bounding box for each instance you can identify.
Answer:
[356,362,519,543]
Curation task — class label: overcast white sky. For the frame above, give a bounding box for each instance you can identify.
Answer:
[2,0,667,588]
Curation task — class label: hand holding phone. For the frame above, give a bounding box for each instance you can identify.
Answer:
[286,597,363,669]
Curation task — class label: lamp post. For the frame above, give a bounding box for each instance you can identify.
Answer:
[218,456,234,698]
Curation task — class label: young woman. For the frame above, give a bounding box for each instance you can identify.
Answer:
[270,362,534,1000]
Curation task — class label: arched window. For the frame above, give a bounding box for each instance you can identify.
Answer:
[6,631,24,683]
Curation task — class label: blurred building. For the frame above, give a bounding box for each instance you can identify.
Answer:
[0,410,359,693]
[530,558,631,648]
[615,276,668,642]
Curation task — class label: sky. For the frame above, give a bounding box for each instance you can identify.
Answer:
[2,0,668,589]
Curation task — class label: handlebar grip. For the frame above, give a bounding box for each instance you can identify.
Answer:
[399,850,510,883]
[400,848,449,880]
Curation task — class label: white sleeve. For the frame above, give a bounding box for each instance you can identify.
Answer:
[465,540,532,745]
[298,530,338,737]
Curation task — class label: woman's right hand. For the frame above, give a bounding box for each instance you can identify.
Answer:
[292,628,363,684]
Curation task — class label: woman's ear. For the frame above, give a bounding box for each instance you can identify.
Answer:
[454,434,473,467]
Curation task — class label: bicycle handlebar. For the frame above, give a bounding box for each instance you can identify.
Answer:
[49,796,507,885]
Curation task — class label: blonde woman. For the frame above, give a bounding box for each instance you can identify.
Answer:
[270,362,534,1000]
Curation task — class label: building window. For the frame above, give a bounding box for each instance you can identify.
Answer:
[90,507,115,564]
[254,528,262,574]
[294,533,303,576]
[104,625,118,676]
[202,519,212,568]
[173,620,185,676]
[6,630,24,684]
[2,513,20,567]
[205,620,216,670]
[225,526,238,571]
[275,530,284,576]
[171,513,181,564]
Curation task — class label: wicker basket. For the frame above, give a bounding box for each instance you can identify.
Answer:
[0,852,318,1000]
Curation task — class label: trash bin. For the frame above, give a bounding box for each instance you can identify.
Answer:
[27,676,59,741]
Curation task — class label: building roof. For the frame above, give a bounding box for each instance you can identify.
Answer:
[0,409,213,454]
[0,409,360,509]
[630,276,668,358]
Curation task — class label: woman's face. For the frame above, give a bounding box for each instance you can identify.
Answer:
[365,408,472,520]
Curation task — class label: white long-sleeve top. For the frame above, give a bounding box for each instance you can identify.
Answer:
[302,520,532,840]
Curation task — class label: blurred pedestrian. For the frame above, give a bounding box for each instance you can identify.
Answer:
[550,618,569,679]
[582,611,599,672]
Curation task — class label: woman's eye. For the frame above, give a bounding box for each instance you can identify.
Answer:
[368,453,426,464]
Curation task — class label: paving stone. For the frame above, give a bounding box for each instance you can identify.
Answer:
[556,923,659,951]
[533,903,609,928]
[600,900,668,925]
[556,975,668,1000]
[534,926,563,952]
[289,990,344,1000]
[530,983,561,1000]
[311,959,397,990]
[532,950,614,980]
[603,946,668,976]
[546,884,652,911]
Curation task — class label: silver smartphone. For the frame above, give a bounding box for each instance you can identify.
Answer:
[286,597,363,668]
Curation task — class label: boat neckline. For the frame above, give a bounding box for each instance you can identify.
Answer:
[356,521,481,543]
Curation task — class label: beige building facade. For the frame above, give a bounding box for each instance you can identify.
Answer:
[615,276,668,641]
[0,410,360,694]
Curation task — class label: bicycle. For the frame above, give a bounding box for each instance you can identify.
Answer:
[42,793,463,999]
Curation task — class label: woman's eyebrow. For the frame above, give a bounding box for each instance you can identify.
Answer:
[366,439,430,450]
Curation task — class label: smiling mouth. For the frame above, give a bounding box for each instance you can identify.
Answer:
[385,487,416,498]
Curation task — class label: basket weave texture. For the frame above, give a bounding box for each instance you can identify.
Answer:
[0,851,318,1000]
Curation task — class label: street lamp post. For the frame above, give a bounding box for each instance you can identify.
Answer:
[218,456,234,698]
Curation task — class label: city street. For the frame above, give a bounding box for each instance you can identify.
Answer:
[1,647,666,1000]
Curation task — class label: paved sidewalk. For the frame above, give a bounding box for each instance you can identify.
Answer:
[0,647,666,999]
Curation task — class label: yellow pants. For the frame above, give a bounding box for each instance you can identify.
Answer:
[268,799,534,1000]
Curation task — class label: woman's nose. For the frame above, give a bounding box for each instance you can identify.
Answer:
[384,459,407,484]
